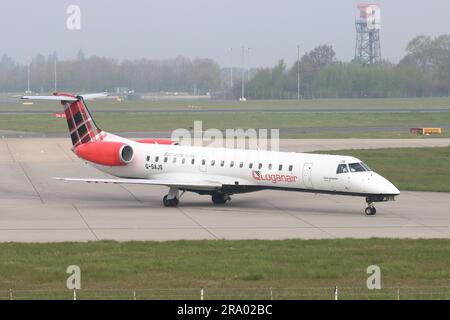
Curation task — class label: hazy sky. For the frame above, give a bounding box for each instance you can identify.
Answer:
[1,0,449,67]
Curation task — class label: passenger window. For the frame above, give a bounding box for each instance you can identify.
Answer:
[268,164,272,170]
[191,158,195,165]
[173,157,177,163]
[202,159,206,165]
[211,160,215,166]
[220,160,225,167]
[164,157,168,163]
[258,163,263,169]
[288,165,293,172]
[230,161,234,167]
[249,163,253,169]
[336,164,349,174]
[279,164,283,171]
[182,158,186,164]
[146,156,150,162]
[155,156,159,162]
[239,162,243,168]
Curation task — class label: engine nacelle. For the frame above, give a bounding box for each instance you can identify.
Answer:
[74,141,134,166]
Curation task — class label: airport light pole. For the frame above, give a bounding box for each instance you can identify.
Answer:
[27,65,30,93]
[297,45,300,100]
[247,47,251,81]
[241,46,245,101]
[229,47,233,88]
[54,59,57,92]
[26,56,31,93]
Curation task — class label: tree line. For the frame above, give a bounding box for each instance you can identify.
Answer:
[237,35,450,99]
[1,35,450,99]
[0,50,221,95]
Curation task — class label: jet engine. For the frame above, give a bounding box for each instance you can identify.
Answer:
[74,141,134,166]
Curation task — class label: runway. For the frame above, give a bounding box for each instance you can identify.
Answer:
[1,138,450,242]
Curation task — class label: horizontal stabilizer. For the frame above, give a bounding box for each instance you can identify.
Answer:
[80,93,108,100]
[21,92,108,102]
[21,95,78,102]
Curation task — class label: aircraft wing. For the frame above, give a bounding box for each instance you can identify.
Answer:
[53,177,222,191]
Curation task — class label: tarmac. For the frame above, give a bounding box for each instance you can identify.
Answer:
[1,137,450,242]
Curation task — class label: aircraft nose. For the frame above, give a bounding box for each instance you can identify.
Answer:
[362,172,399,195]
[377,174,400,195]
[385,179,400,195]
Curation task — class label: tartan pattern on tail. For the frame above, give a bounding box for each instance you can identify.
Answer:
[62,97,104,147]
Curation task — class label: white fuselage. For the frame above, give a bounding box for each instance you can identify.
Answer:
[88,134,400,198]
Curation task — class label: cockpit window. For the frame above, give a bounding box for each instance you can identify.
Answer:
[336,164,349,174]
[361,162,372,171]
[349,163,367,173]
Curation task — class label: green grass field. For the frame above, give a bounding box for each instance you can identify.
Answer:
[1,96,450,138]
[0,112,449,138]
[319,147,450,192]
[0,239,449,300]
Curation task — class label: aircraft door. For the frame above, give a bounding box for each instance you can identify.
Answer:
[302,163,314,189]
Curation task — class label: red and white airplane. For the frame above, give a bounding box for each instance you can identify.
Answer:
[22,92,400,215]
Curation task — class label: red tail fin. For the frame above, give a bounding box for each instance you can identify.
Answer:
[54,92,104,147]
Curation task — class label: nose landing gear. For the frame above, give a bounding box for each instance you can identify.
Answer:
[365,201,377,216]
[364,195,398,216]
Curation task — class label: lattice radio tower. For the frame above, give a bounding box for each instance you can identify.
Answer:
[355,3,381,65]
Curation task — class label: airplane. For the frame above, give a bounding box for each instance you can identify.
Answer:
[21,92,400,215]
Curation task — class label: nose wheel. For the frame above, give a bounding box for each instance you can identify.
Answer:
[365,202,377,216]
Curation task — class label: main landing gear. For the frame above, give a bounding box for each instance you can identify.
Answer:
[211,193,231,205]
[163,195,179,207]
[163,187,183,207]
[162,189,231,207]
[365,201,377,216]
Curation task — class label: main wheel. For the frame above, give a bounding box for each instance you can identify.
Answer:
[163,195,179,207]
[212,193,227,205]
[365,206,376,215]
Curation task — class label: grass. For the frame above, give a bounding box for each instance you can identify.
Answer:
[2,96,450,138]
[0,239,449,299]
[0,111,449,135]
[319,147,450,192]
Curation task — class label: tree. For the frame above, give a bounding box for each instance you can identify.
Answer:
[401,35,450,95]
[192,58,221,94]
[0,54,14,70]
[287,45,336,99]
[76,48,86,61]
